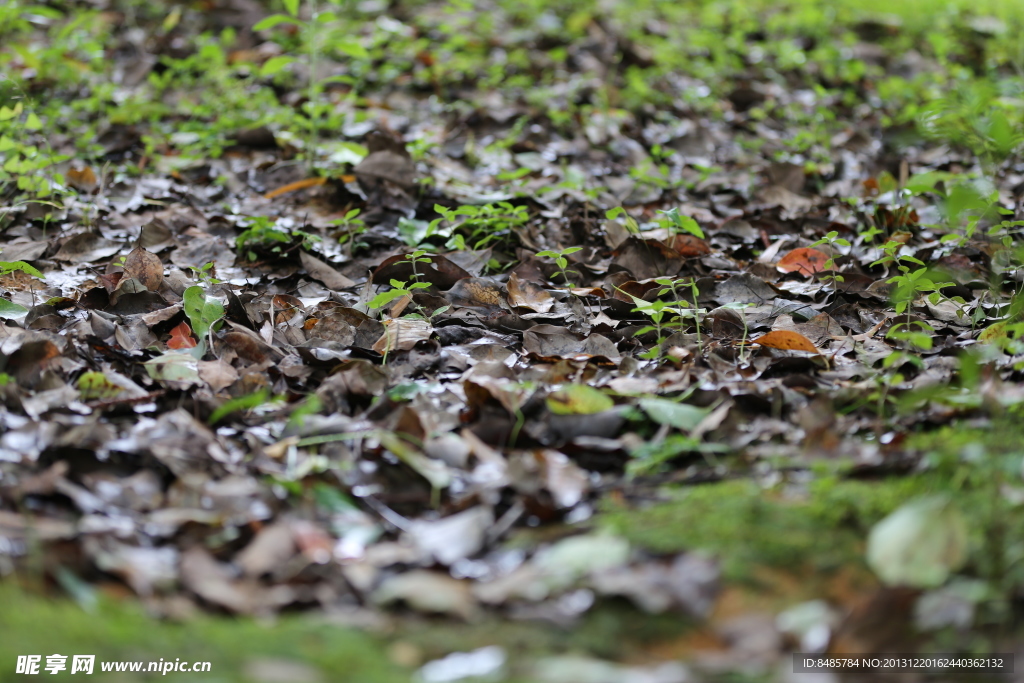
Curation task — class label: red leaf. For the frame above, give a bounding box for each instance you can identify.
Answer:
[168,321,197,349]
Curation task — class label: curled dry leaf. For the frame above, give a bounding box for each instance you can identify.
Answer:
[751,330,820,354]
[372,318,433,354]
[776,247,830,276]
[507,272,554,313]
[122,246,164,291]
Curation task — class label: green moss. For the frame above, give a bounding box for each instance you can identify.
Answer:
[602,418,1024,591]
[600,476,944,581]
[396,603,693,666]
[0,583,410,682]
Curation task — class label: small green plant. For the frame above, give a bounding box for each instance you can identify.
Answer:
[236,216,290,261]
[0,100,69,200]
[810,230,850,304]
[656,207,704,238]
[208,388,277,425]
[628,434,728,477]
[253,0,368,172]
[879,251,968,319]
[536,246,582,292]
[629,144,677,192]
[429,202,528,250]
[721,302,753,361]
[605,207,642,237]
[236,216,318,261]
[332,208,366,258]
[617,276,705,361]
[367,279,431,312]
[917,81,1022,170]
[0,259,42,279]
[188,262,222,287]
[400,249,432,286]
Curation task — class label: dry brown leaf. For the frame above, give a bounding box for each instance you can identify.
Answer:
[507,272,554,313]
[372,318,433,354]
[123,246,164,291]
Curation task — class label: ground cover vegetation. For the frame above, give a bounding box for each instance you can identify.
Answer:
[3,0,1024,679]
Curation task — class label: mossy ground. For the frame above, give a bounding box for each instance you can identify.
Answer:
[602,417,1024,622]
[0,582,411,682]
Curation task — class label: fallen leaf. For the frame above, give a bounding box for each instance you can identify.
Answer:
[776,247,830,276]
[667,233,711,257]
[372,318,433,354]
[507,272,554,313]
[546,384,614,415]
[167,321,197,349]
[299,250,356,290]
[751,330,820,354]
[122,246,164,291]
[67,165,99,193]
[639,398,709,431]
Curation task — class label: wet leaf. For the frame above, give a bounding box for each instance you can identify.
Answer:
[144,352,200,385]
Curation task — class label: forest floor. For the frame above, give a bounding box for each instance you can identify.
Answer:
[3,0,1024,680]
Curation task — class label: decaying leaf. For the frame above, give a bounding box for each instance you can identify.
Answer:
[122,246,164,291]
[372,318,433,354]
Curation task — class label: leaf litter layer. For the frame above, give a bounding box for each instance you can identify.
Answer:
[3,0,1024,678]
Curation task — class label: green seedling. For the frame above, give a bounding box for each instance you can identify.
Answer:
[536,246,582,293]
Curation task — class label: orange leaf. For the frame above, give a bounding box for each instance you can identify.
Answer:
[263,176,328,199]
[752,330,819,354]
[776,247,830,276]
[67,166,98,193]
[168,321,197,349]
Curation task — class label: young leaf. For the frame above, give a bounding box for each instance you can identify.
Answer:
[260,55,295,77]
[252,14,300,31]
